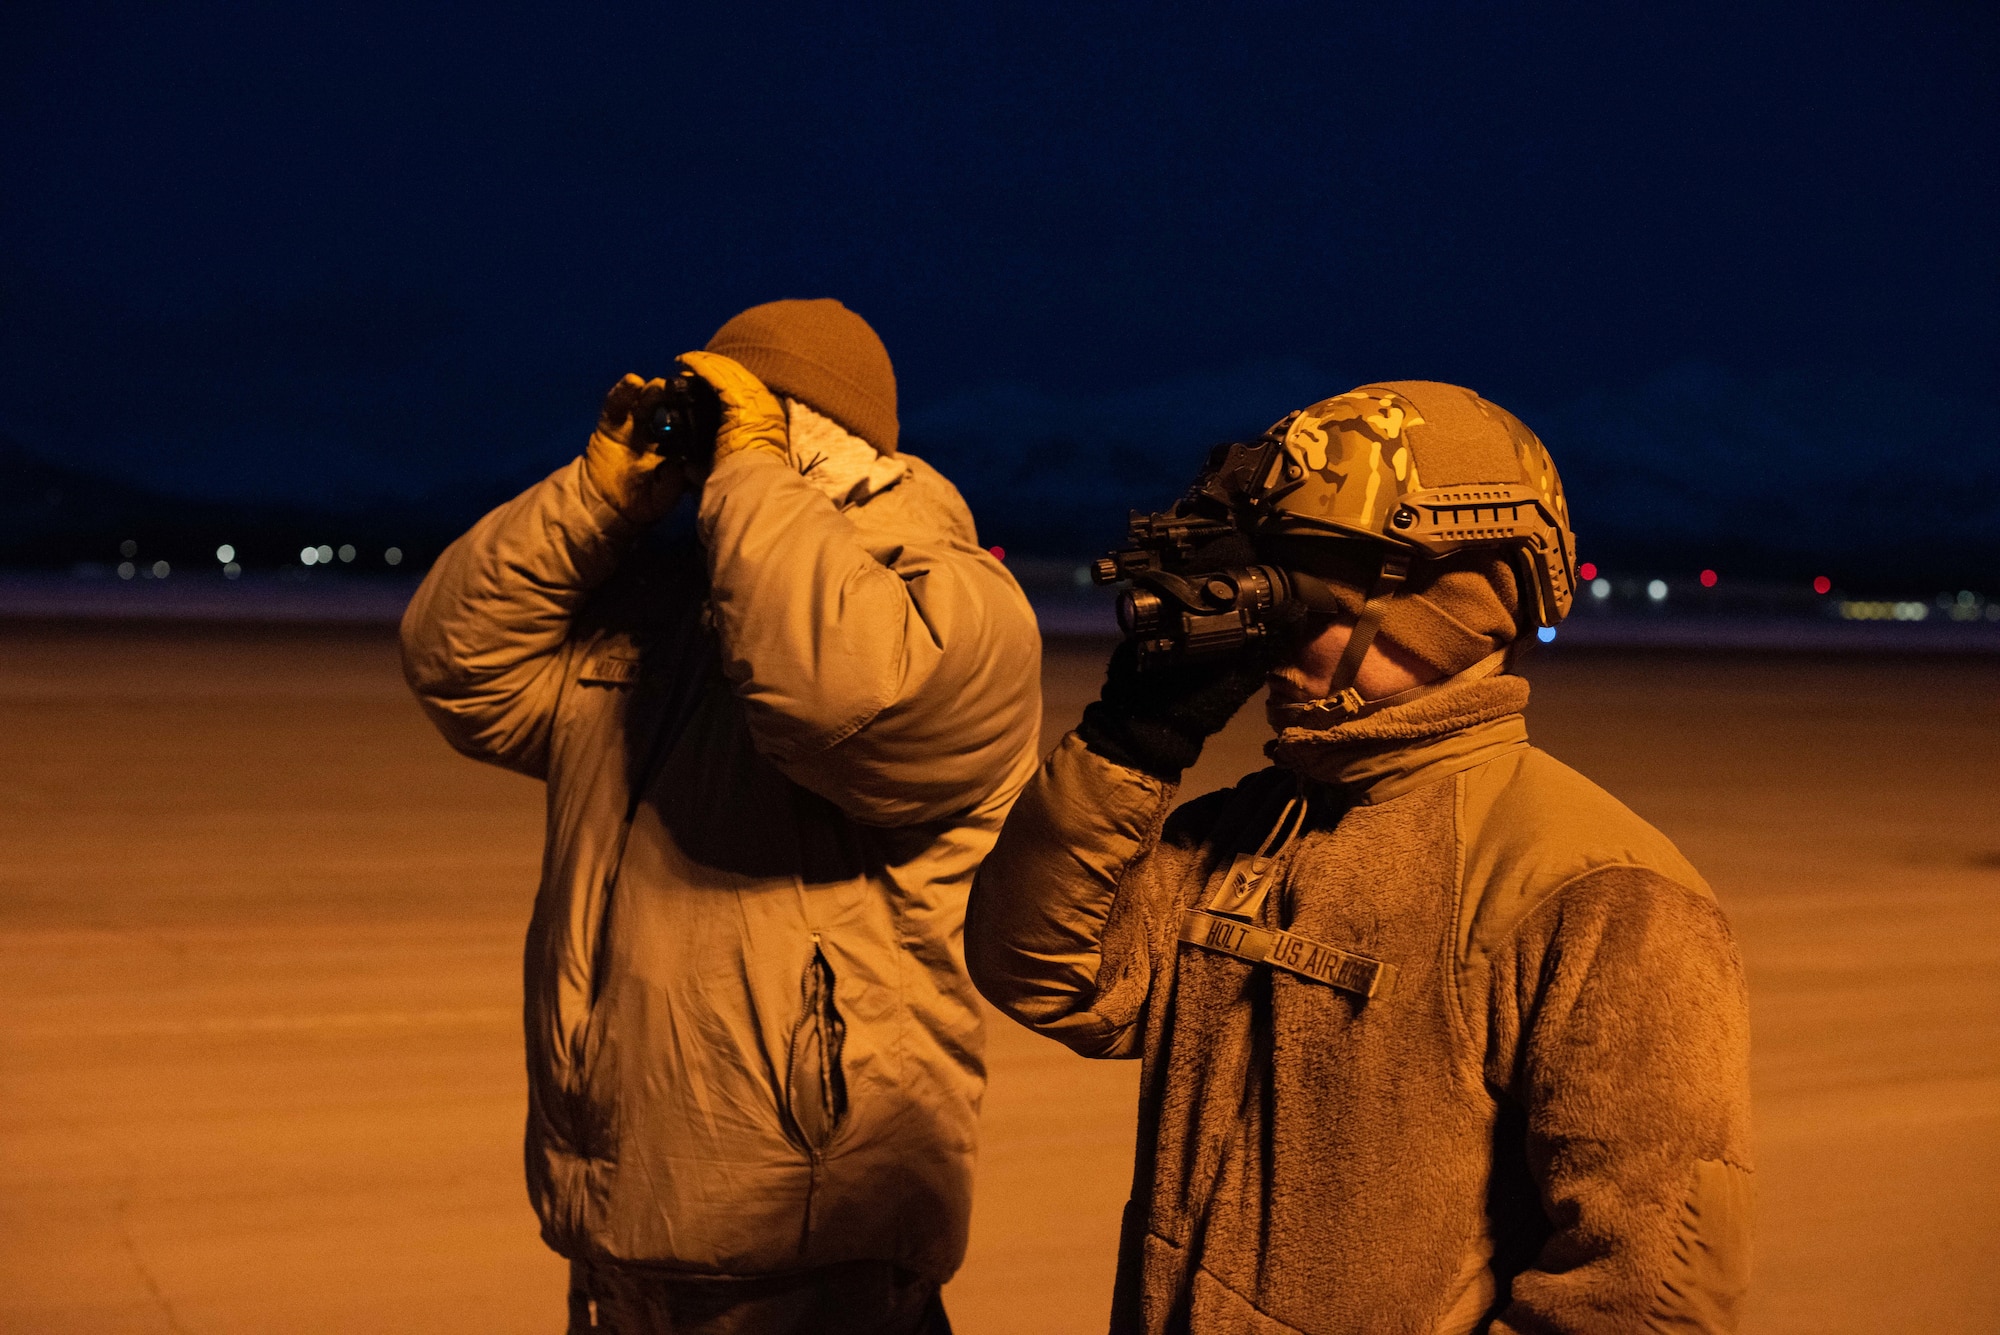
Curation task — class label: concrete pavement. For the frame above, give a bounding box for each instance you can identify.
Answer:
[1,624,1996,1332]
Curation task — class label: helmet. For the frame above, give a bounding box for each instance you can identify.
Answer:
[1090,381,1576,711]
[1253,381,1577,628]
[1230,381,1577,714]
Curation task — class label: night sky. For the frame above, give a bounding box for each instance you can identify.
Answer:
[3,1,1996,574]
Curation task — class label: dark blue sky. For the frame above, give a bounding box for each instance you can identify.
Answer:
[3,0,1995,539]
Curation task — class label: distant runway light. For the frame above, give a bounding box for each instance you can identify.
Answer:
[384,547,403,566]
[1647,579,1668,602]
[988,546,1006,561]
[1699,569,1718,588]
[1537,626,1557,643]
[117,561,135,579]
[119,539,138,558]
[315,545,334,564]
[338,544,356,564]
[1813,575,1832,595]
[216,544,235,563]
[301,547,318,566]
[151,560,170,578]
[1577,561,1598,581]
[1591,577,1611,599]
[224,562,242,579]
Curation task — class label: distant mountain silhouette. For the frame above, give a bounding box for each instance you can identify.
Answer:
[7,361,1996,592]
[0,436,475,572]
[908,362,2000,590]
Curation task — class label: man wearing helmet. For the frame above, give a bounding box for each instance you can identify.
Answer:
[967,382,1753,1332]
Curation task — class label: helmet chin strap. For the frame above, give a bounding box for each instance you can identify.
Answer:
[1304,553,1409,720]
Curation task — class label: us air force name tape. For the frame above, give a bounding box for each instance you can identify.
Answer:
[1179,909,1397,1000]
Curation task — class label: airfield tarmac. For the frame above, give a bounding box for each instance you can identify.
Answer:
[1,622,1996,1334]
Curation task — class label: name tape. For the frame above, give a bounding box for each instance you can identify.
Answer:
[578,653,643,686]
[1179,909,1396,1000]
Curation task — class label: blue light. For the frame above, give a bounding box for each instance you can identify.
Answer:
[1536,626,1557,643]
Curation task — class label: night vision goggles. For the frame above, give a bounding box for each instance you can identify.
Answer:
[1094,385,1579,680]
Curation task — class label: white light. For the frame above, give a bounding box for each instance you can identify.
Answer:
[384,547,403,566]
[1073,565,1093,588]
[151,560,170,578]
[223,562,242,579]
[117,561,135,580]
[301,546,318,565]
[1591,577,1611,599]
[1647,579,1668,601]
[337,544,355,563]
[215,544,235,563]
[315,545,333,564]
[119,539,138,559]
[1536,626,1557,643]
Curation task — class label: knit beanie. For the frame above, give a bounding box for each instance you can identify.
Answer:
[705,299,899,454]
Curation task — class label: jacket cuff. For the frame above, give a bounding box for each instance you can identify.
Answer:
[571,454,648,541]
[1076,699,1202,784]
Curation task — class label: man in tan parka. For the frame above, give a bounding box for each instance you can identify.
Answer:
[967,382,1753,1333]
[402,299,1043,1333]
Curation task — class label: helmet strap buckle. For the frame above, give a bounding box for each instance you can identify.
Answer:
[1291,686,1368,723]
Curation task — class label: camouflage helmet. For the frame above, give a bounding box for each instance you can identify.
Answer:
[1253,381,1578,628]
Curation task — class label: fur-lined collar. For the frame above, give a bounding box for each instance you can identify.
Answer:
[1267,672,1531,804]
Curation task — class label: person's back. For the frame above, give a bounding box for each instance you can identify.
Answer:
[402,299,1044,1333]
[968,381,1753,1332]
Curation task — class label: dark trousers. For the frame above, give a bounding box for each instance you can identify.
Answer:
[567,1258,952,1335]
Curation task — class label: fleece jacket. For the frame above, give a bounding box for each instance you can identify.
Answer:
[967,672,1754,1334]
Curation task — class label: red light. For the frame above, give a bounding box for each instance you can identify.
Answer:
[988,546,1006,561]
[1813,575,1832,595]
[1577,561,1598,581]
[1699,569,1718,588]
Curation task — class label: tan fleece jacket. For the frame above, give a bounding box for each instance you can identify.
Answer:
[967,673,1753,1333]
[402,448,1042,1282]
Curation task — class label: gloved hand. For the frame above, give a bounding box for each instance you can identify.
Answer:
[676,351,788,464]
[584,373,689,525]
[1076,640,1272,783]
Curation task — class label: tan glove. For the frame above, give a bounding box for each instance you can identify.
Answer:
[584,374,689,524]
[676,351,788,463]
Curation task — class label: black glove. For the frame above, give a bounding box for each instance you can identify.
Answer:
[1076,640,1270,783]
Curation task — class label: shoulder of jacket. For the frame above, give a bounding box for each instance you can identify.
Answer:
[849,452,982,550]
[1454,747,1712,963]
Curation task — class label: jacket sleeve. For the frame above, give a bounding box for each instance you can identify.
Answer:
[399,459,638,779]
[697,448,1042,825]
[1487,866,1755,1334]
[965,732,1181,1058]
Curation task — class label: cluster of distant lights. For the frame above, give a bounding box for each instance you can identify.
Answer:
[113,538,404,579]
[1575,561,1815,605]
[1839,590,1998,623]
[1547,561,1995,631]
